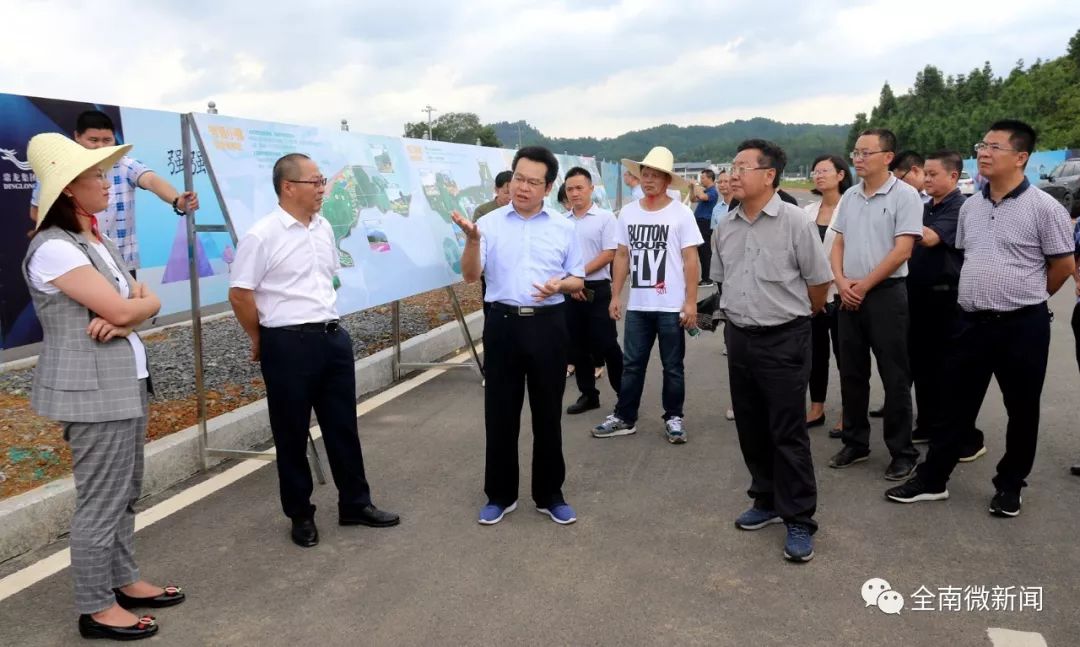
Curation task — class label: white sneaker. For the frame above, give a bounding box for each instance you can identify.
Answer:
[725,408,735,421]
[665,416,687,444]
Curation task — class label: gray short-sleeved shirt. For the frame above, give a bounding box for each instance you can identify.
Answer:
[711,192,834,328]
[832,175,924,279]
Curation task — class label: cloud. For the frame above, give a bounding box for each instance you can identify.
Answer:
[2,0,1079,141]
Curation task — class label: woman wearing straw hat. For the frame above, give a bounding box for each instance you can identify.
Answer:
[24,133,183,641]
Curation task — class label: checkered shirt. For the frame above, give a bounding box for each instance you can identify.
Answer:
[32,155,151,268]
[956,181,1074,312]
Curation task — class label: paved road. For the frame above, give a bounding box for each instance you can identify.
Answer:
[1,281,1077,646]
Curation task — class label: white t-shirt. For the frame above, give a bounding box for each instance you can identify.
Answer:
[617,199,703,312]
[27,238,149,379]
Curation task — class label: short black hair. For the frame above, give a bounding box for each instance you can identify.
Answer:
[809,154,853,196]
[512,146,559,185]
[700,169,716,181]
[565,166,592,183]
[272,153,312,197]
[736,139,787,188]
[75,110,115,135]
[556,184,568,204]
[859,128,897,153]
[926,149,964,176]
[494,170,513,189]
[988,119,1037,158]
[889,150,924,173]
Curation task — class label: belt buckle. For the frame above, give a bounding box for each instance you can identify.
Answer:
[517,306,535,317]
[325,321,339,333]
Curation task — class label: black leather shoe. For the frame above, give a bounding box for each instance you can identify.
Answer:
[884,456,917,481]
[806,415,826,428]
[828,445,870,469]
[828,426,843,439]
[78,613,158,640]
[567,395,601,415]
[869,405,885,418]
[291,517,319,547]
[114,585,185,609]
[1071,464,1080,476]
[339,505,400,528]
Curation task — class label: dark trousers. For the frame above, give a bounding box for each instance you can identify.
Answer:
[260,325,372,520]
[567,280,623,400]
[614,310,685,424]
[1072,301,1080,373]
[808,300,840,403]
[908,287,983,448]
[695,218,712,281]
[726,320,817,532]
[483,305,568,508]
[919,303,1051,492]
[837,280,918,459]
[481,276,490,317]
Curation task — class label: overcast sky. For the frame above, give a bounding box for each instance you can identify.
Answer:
[5,0,1080,139]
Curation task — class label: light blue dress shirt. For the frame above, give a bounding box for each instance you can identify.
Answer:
[478,204,585,306]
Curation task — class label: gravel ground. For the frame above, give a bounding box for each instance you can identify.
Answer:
[1,296,459,401]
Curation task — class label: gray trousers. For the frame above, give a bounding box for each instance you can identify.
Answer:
[64,381,148,614]
[837,281,918,459]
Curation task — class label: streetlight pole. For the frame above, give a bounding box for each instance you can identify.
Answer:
[422,105,437,141]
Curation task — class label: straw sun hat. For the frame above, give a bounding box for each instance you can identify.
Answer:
[27,133,131,230]
[620,146,689,190]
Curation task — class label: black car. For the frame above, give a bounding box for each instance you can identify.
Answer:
[1037,158,1080,217]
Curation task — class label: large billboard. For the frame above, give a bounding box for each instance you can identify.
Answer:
[0,93,610,349]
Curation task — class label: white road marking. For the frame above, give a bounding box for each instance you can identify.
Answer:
[0,345,480,602]
[987,628,1048,647]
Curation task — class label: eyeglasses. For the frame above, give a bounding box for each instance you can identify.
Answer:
[973,142,1018,154]
[730,166,770,177]
[810,169,835,177]
[287,177,328,187]
[849,150,884,160]
[512,173,546,188]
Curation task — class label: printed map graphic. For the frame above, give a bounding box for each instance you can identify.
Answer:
[322,164,412,266]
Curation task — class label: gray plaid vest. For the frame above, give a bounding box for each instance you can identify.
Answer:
[22,228,147,422]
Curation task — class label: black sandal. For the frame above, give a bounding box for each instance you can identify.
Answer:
[114,585,186,609]
[78,613,158,640]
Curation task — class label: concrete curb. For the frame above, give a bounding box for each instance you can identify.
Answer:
[0,311,483,564]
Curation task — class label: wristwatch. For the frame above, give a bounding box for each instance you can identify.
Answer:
[172,197,185,216]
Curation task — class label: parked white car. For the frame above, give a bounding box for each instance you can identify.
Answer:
[958,171,975,196]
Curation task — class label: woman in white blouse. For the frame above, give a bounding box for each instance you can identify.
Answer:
[804,154,851,436]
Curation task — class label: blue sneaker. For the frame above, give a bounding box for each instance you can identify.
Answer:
[536,503,577,525]
[734,506,782,530]
[783,523,814,562]
[478,501,517,525]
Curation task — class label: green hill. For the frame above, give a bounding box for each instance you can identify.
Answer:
[491,118,850,173]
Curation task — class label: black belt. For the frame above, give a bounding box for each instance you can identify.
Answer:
[489,302,564,317]
[871,277,906,292]
[732,315,810,335]
[584,279,610,287]
[962,303,1044,323]
[273,320,340,333]
[910,283,957,293]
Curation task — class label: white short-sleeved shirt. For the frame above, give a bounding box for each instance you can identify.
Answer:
[230,206,341,327]
[567,206,618,281]
[27,238,149,378]
[617,199,703,312]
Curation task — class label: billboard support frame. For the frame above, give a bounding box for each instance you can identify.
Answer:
[181,113,326,481]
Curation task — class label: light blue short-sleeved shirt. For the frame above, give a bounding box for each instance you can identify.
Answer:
[478,204,585,306]
[567,206,618,281]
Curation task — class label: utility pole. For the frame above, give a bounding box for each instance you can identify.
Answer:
[422,105,437,141]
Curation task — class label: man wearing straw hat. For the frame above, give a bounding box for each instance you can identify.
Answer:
[593,147,703,444]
